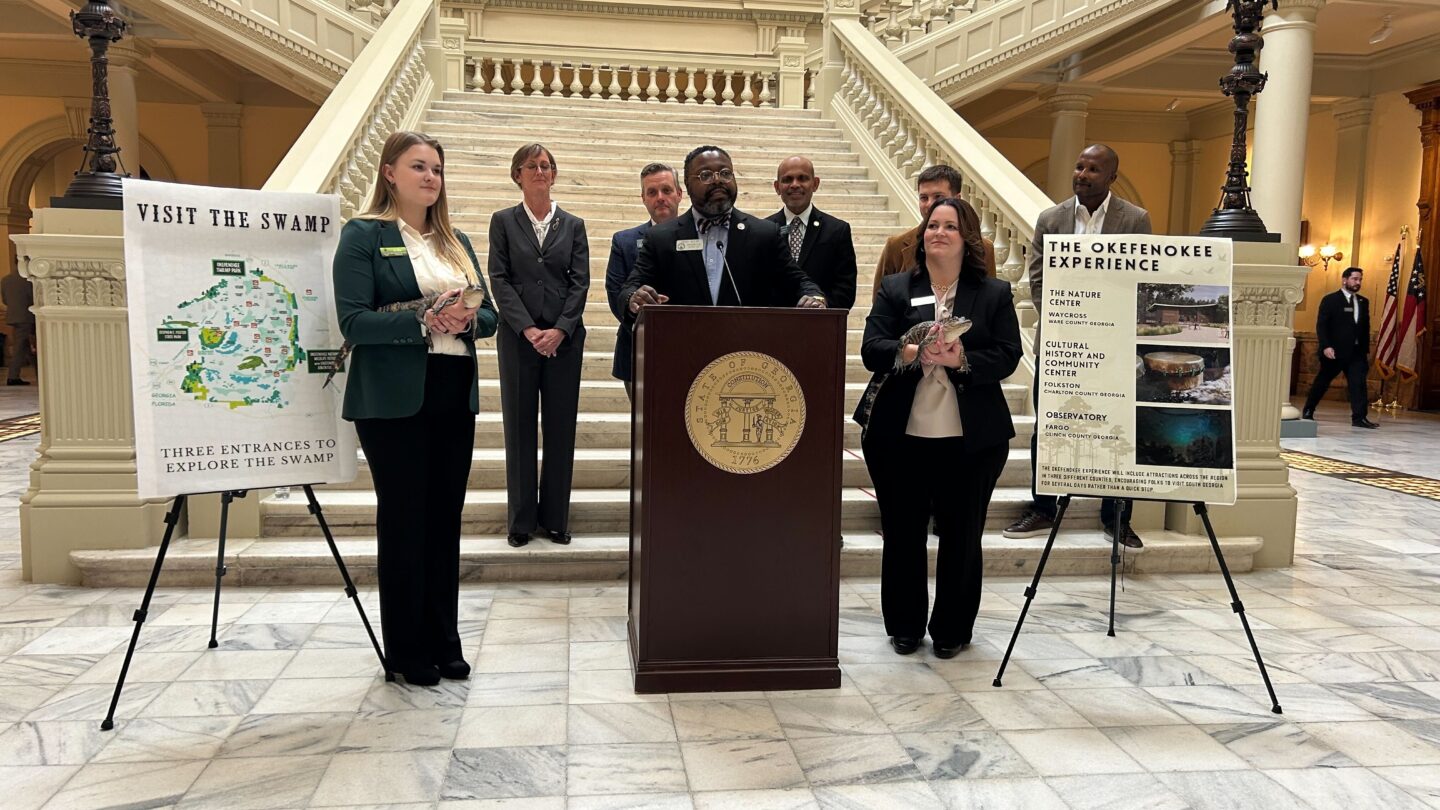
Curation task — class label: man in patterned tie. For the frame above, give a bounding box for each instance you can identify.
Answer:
[765,156,857,310]
[621,145,825,314]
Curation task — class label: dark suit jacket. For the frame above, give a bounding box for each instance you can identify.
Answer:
[1028,195,1151,311]
[487,203,589,341]
[618,208,823,318]
[333,218,499,420]
[1315,289,1371,362]
[765,207,858,310]
[604,221,649,381]
[856,269,1022,453]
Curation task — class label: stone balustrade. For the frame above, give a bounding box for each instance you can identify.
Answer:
[463,59,796,108]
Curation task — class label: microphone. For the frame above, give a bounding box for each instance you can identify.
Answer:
[716,239,742,306]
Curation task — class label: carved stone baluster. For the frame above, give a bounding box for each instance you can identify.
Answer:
[549,62,562,95]
[588,64,603,97]
[804,71,816,109]
[645,67,659,102]
[907,0,925,42]
[623,66,638,100]
[665,67,679,102]
[740,72,755,107]
[979,202,996,243]
[928,0,948,33]
[607,65,622,98]
[530,60,544,94]
[904,129,926,175]
[568,63,583,96]
[703,69,717,104]
[759,73,773,107]
[683,69,698,103]
[992,220,1012,271]
[721,71,735,106]
[510,60,525,94]
[490,59,506,94]
[1001,223,1025,282]
[883,1,904,48]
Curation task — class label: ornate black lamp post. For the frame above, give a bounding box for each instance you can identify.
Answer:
[54,0,130,210]
[1199,0,1280,240]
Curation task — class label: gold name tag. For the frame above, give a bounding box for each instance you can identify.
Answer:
[379,246,408,257]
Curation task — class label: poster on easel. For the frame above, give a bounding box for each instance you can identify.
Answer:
[122,179,356,499]
[1035,234,1236,505]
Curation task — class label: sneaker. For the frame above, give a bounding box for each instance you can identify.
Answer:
[1104,523,1144,549]
[1002,509,1054,539]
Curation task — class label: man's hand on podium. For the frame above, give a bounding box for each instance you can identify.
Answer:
[629,285,669,313]
[797,295,826,309]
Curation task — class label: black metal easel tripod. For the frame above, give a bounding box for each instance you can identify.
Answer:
[100,484,390,731]
[991,495,1282,715]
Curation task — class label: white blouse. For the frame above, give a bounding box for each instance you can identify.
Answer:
[905,283,964,438]
[397,219,472,357]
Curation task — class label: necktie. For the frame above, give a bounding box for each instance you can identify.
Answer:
[788,218,805,264]
[696,214,731,234]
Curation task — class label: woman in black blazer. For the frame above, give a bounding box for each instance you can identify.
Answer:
[333,131,498,686]
[855,198,1021,659]
[486,144,589,548]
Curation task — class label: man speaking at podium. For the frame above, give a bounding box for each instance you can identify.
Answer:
[620,145,827,315]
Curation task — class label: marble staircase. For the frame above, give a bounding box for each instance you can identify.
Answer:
[69,92,1262,585]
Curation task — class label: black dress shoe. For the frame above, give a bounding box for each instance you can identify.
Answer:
[435,659,471,680]
[890,636,920,655]
[546,529,572,545]
[396,665,441,686]
[507,532,530,548]
[6,379,29,386]
[1301,409,1315,420]
[1104,523,1144,549]
[932,641,965,659]
[1353,418,1379,429]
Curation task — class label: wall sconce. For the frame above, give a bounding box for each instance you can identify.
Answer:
[1298,243,1343,271]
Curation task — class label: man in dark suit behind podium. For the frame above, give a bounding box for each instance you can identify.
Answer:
[605,163,683,401]
[765,156,857,310]
[1303,266,1377,428]
[620,145,826,316]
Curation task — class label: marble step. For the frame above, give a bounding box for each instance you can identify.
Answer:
[322,446,1033,492]
[257,485,1093,537]
[443,157,878,181]
[440,145,864,170]
[466,412,1036,450]
[444,192,898,217]
[68,530,1263,587]
[450,206,901,229]
[444,181,885,203]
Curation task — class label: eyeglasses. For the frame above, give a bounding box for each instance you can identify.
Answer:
[521,163,554,174]
[690,168,735,185]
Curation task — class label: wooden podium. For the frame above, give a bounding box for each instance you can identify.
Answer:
[627,305,846,693]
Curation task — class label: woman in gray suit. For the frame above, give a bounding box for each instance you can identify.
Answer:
[487,144,589,548]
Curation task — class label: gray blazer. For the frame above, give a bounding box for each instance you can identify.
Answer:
[1027,195,1152,312]
[487,203,589,339]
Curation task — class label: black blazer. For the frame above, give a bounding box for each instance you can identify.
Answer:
[332,218,499,420]
[487,203,589,340]
[1315,289,1370,362]
[856,269,1022,453]
[618,208,823,319]
[765,207,858,310]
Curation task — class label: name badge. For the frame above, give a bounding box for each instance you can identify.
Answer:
[911,294,937,306]
[676,239,702,252]
[1342,307,1354,312]
[379,246,408,258]
[636,238,645,250]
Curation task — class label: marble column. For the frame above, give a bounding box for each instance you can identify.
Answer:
[818,0,862,115]
[200,103,243,188]
[1250,0,1324,246]
[1166,242,1306,567]
[1167,140,1200,235]
[13,208,171,584]
[775,30,808,109]
[1328,98,1373,261]
[107,39,147,177]
[1040,84,1099,203]
[439,16,468,92]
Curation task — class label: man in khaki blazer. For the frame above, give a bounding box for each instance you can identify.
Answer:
[1007,143,1152,548]
[871,165,995,300]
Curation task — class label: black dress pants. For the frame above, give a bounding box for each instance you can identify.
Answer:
[354,354,475,671]
[867,435,1008,645]
[1029,367,1128,525]
[496,326,583,534]
[1303,352,1369,420]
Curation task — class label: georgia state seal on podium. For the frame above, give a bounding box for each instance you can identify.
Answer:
[685,351,806,475]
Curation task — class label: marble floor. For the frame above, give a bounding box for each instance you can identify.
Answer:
[1,391,1439,809]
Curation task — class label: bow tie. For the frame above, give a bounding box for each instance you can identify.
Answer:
[696,213,731,235]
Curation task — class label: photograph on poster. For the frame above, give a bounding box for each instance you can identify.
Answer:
[1135,344,1232,406]
[1135,407,1234,469]
[1136,283,1230,343]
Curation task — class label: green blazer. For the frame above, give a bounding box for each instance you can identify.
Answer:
[333,217,499,420]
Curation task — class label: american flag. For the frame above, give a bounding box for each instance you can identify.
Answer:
[1375,241,1404,378]
[1397,247,1427,381]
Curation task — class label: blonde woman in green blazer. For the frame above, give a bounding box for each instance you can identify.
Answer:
[333,131,497,686]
